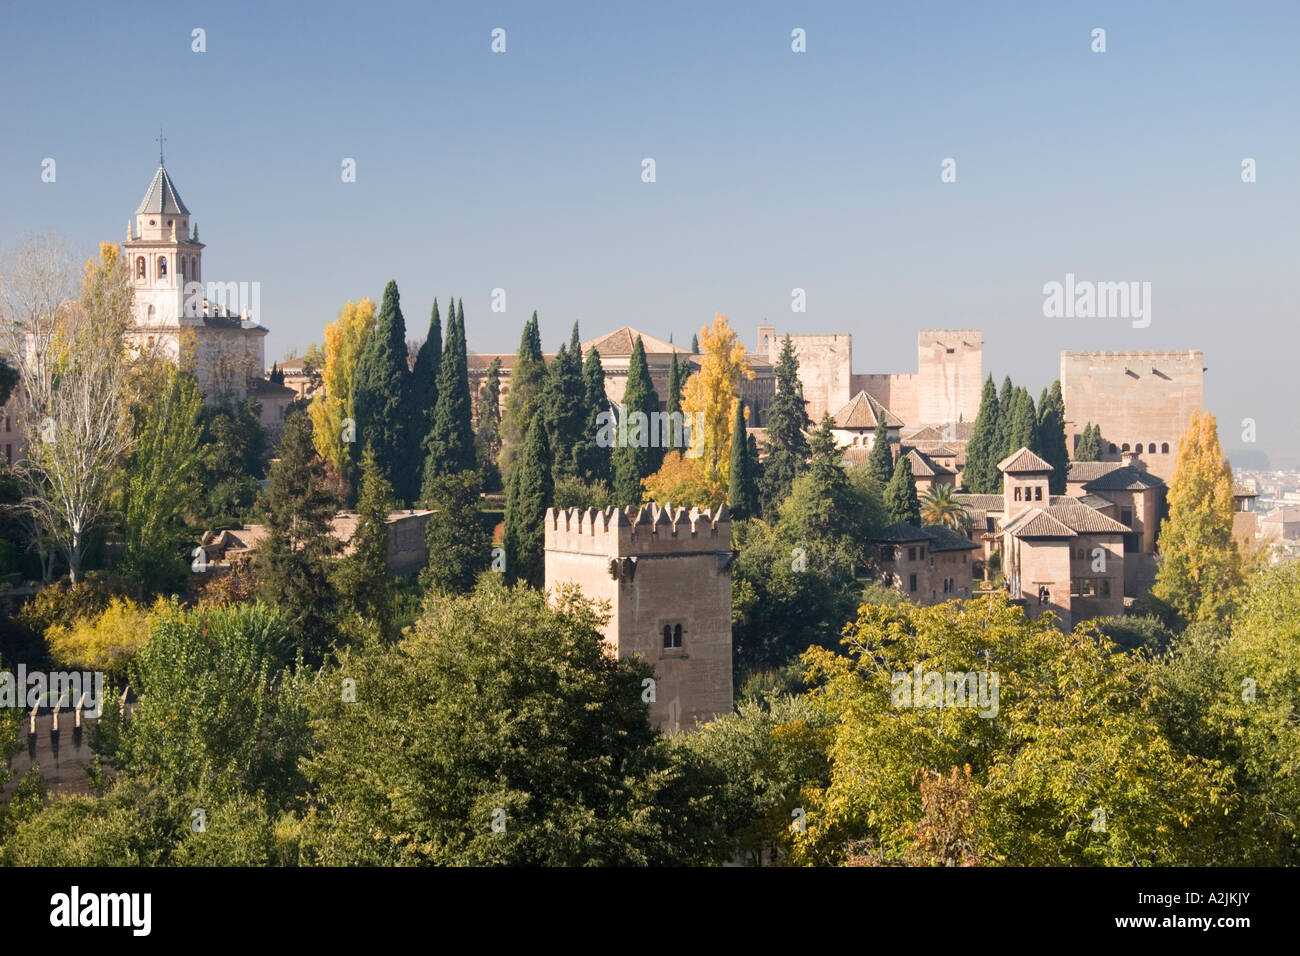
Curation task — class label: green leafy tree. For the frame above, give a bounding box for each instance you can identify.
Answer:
[759,336,810,515]
[884,455,922,526]
[611,336,660,505]
[333,444,392,633]
[421,469,490,594]
[728,400,759,519]
[352,280,414,502]
[503,416,553,587]
[118,363,205,595]
[423,298,475,483]
[253,411,341,664]
[795,597,1233,866]
[299,582,726,865]
[1036,380,1069,493]
[1152,411,1242,624]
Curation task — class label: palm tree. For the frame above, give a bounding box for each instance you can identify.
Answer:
[921,482,968,531]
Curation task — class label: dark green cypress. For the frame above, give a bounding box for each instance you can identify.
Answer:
[422,298,475,491]
[690,333,699,355]
[542,322,588,484]
[727,400,757,519]
[503,415,553,587]
[963,374,1001,494]
[666,350,684,415]
[410,299,443,439]
[1037,379,1069,493]
[333,442,393,632]
[500,311,547,482]
[352,280,414,502]
[475,356,502,468]
[758,335,810,515]
[578,347,612,485]
[1005,387,1038,458]
[611,337,660,505]
[1076,423,1101,461]
[884,454,922,527]
[867,415,893,486]
[996,376,1015,460]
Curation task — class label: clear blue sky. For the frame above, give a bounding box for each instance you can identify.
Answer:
[2,1,1297,464]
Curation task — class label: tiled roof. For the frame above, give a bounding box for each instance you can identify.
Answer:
[136,165,190,216]
[1066,460,1123,483]
[954,493,1004,512]
[1082,466,1165,492]
[998,447,1053,474]
[902,421,974,443]
[870,522,979,551]
[581,327,683,356]
[841,447,872,468]
[1004,501,1130,537]
[902,448,953,477]
[833,390,904,430]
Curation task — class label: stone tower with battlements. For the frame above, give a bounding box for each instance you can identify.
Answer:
[544,503,734,733]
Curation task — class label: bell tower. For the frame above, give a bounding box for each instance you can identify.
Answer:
[122,136,204,330]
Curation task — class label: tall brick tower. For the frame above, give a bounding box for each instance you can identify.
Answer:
[916,329,982,424]
[544,503,734,733]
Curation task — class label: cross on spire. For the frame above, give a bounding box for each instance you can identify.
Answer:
[156,128,166,166]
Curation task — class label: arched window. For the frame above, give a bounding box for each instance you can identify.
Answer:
[663,624,682,649]
[1147,443,1156,454]
[1121,443,1130,452]
[674,624,682,646]
[180,258,186,280]
[1161,442,1169,453]
[662,625,671,648]
[157,256,167,278]
[136,256,145,279]
[1109,443,1117,453]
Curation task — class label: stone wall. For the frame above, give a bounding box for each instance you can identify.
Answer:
[544,504,734,732]
[1060,350,1204,482]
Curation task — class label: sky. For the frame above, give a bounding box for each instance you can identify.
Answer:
[2,0,1297,464]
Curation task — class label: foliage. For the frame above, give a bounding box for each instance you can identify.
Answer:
[502,416,552,587]
[681,313,754,492]
[867,416,893,487]
[884,454,922,526]
[421,469,490,595]
[409,298,443,443]
[577,347,611,485]
[552,475,612,512]
[641,451,716,509]
[253,410,341,664]
[500,311,546,482]
[308,297,376,478]
[423,298,476,482]
[794,597,1233,865]
[298,582,726,865]
[963,375,1001,493]
[44,595,167,682]
[1152,411,1242,624]
[1036,380,1069,494]
[333,444,392,632]
[612,336,661,505]
[728,400,759,519]
[1075,422,1102,461]
[351,281,413,502]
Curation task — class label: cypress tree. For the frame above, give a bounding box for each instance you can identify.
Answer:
[422,298,474,490]
[666,350,684,415]
[759,335,810,514]
[611,337,660,505]
[500,311,547,482]
[352,280,413,502]
[885,454,922,527]
[578,347,612,485]
[542,322,588,483]
[409,299,443,439]
[422,469,490,594]
[963,374,1001,493]
[1075,423,1102,461]
[727,400,758,519]
[254,410,341,664]
[690,333,699,355]
[867,415,893,486]
[334,442,393,633]
[996,376,1015,459]
[503,415,553,587]
[475,356,502,471]
[1005,387,1038,457]
[1037,379,1069,493]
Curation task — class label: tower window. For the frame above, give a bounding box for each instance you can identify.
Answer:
[1161,442,1169,453]
[157,256,167,278]
[1147,443,1156,454]
[136,256,145,279]
[663,624,683,649]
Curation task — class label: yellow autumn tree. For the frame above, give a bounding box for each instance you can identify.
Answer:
[1151,411,1242,623]
[679,313,754,493]
[641,451,718,508]
[308,298,376,471]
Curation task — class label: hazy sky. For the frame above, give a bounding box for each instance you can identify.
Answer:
[2,1,1297,464]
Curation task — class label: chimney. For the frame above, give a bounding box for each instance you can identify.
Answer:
[1121,448,1143,470]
